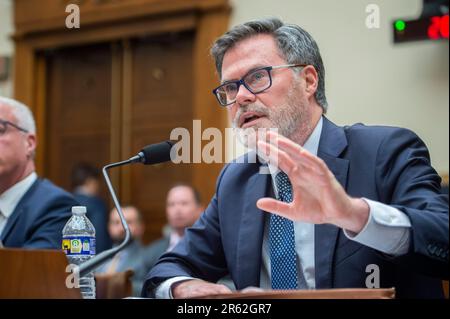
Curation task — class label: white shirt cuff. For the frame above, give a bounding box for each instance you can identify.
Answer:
[344,198,412,256]
[155,276,194,299]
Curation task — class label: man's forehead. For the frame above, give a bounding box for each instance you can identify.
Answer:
[168,186,195,200]
[220,34,285,80]
[0,103,17,123]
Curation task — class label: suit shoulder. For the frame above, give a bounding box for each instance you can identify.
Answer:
[27,179,79,214]
[344,123,420,147]
[220,151,260,176]
[34,179,77,202]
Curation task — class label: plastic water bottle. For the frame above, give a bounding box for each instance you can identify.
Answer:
[62,206,96,299]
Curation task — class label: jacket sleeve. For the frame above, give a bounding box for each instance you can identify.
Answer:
[375,128,449,279]
[22,193,78,249]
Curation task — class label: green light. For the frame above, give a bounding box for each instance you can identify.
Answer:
[395,20,406,31]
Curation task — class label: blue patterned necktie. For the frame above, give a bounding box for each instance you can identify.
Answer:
[269,171,298,290]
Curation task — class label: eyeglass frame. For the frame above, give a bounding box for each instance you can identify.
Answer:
[0,118,29,135]
[212,63,307,107]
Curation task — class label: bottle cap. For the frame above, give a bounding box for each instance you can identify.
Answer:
[72,206,87,215]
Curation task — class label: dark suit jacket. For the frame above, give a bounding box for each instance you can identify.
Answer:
[1,178,78,249]
[143,117,449,298]
[74,193,112,253]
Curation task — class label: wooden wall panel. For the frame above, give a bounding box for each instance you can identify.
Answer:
[14,0,227,35]
[13,0,231,244]
[127,32,195,242]
[192,8,231,208]
[45,43,113,200]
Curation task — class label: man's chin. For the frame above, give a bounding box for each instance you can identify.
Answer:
[235,126,258,149]
[235,125,278,150]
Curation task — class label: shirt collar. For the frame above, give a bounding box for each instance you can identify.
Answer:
[0,172,38,218]
[167,231,183,252]
[267,116,323,175]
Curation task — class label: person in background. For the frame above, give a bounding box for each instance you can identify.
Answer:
[96,205,150,297]
[144,183,236,292]
[145,183,203,268]
[71,162,112,253]
[0,96,77,248]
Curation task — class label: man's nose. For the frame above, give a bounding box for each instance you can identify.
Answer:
[235,83,256,106]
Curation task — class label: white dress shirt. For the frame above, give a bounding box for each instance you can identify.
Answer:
[167,232,183,252]
[155,117,412,298]
[0,172,38,236]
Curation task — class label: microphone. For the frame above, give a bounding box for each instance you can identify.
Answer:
[78,140,175,277]
[129,140,174,165]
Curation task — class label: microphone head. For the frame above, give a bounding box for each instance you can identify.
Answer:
[139,141,174,165]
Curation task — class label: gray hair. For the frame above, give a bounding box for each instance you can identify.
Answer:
[0,96,36,134]
[210,17,328,111]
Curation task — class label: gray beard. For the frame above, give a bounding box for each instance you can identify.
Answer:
[232,85,311,148]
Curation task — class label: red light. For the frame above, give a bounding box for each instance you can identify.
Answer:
[428,15,449,40]
[428,16,441,39]
[440,15,449,39]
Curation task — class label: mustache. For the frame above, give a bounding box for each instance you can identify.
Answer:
[232,104,270,127]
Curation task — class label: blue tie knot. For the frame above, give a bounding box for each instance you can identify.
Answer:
[275,172,293,203]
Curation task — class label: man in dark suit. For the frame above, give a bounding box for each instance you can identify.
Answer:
[0,96,77,249]
[142,18,449,299]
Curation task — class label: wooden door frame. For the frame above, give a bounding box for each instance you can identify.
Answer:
[13,0,230,203]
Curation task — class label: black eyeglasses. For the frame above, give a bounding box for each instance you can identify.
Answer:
[212,64,307,107]
[0,119,29,135]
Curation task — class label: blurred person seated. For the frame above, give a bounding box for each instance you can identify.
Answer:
[146,183,203,267]
[71,162,112,253]
[96,205,150,296]
[145,183,236,291]
[0,96,77,249]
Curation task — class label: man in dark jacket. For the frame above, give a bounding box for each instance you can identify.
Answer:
[0,96,77,249]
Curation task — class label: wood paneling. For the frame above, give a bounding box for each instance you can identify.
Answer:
[192,7,231,206]
[45,43,113,198]
[20,13,197,51]
[0,249,81,298]
[14,0,227,35]
[127,32,194,241]
[13,0,231,243]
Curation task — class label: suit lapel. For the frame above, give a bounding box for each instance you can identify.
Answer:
[1,179,40,243]
[314,117,349,288]
[236,166,271,289]
[0,207,24,242]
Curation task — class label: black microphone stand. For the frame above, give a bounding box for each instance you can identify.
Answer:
[78,158,136,277]
[77,141,172,277]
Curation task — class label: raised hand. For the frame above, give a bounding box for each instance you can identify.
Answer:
[256,131,369,234]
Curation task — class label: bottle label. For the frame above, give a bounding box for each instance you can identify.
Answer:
[62,236,96,256]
